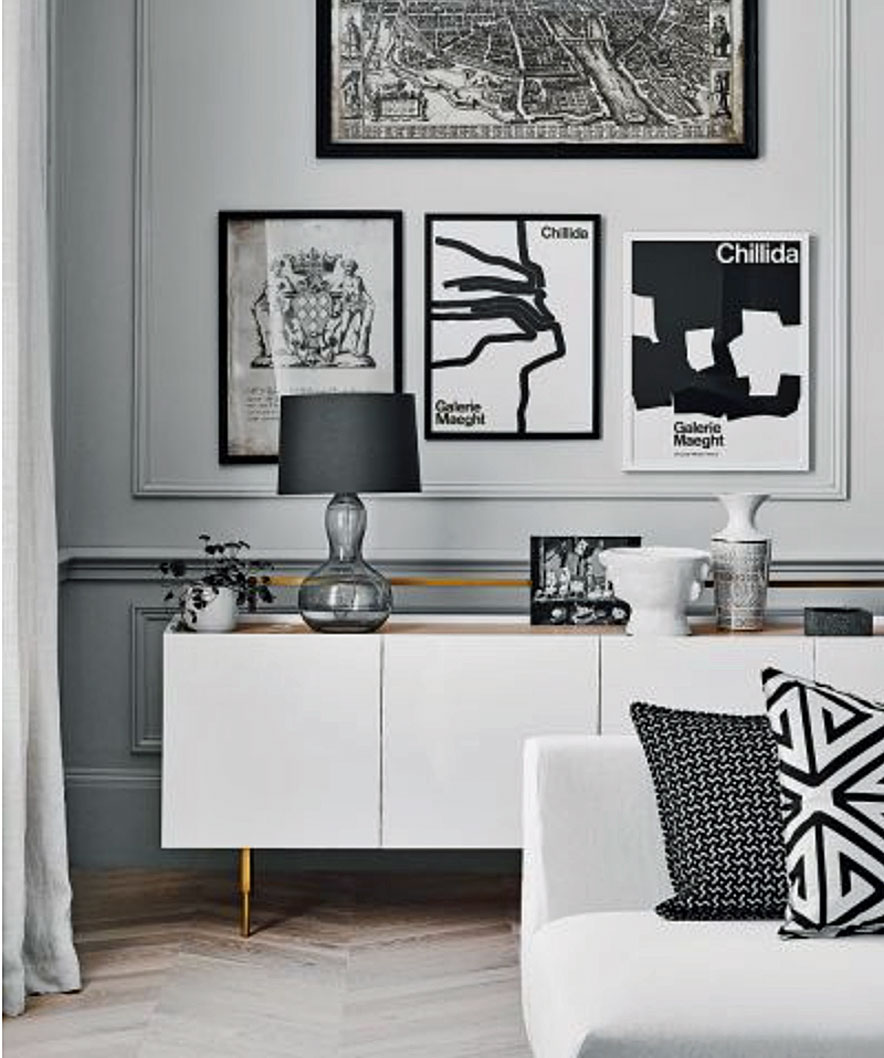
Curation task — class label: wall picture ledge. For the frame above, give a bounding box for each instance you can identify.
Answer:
[131,0,849,500]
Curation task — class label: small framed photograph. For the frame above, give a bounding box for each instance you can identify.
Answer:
[425,214,601,440]
[219,210,403,463]
[530,536,641,626]
[624,232,811,472]
[317,1,757,159]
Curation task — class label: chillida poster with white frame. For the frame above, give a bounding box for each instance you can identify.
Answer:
[623,232,810,472]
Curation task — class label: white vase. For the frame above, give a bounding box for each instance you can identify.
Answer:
[598,547,710,637]
[712,494,771,631]
[714,493,769,542]
[187,585,237,633]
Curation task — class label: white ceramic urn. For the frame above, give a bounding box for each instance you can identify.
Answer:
[598,547,711,637]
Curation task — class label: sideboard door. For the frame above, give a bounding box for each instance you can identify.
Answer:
[815,639,884,699]
[162,633,381,848]
[382,635,599,849]
[599,636,815,733]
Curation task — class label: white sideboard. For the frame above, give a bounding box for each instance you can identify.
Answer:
[382,633,599,848]
[162,632,381,848]
[162,616,884,853]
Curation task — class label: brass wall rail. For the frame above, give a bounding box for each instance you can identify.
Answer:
[270,576,884,590]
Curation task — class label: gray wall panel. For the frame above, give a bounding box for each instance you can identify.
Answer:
[52,0,884,867]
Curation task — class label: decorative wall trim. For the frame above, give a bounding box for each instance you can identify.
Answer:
[130,605,168,754]
[65,767,160,788]
[132,0,153,497]
[60,552,884,584]
[831,0,851,500]
[130,0,851,501]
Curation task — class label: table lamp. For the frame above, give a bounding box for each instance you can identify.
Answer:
[277,392,421,632]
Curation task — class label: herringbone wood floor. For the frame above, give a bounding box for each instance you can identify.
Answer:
[3,870,531,1057]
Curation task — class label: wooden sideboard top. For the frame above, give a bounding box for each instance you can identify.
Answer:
[181,614,877,638]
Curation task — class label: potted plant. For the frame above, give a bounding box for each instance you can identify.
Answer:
[160,535,275,632]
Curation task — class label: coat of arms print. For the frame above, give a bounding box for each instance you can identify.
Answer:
[318,0,757,157]
[220,212,402,462]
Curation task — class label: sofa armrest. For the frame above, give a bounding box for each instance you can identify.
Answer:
[521,735,669,948]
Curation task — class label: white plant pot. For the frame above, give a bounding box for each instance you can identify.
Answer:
[599,547,710,637]
[188,586,237,633]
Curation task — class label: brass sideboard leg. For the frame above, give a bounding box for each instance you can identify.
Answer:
[240,847,252,938]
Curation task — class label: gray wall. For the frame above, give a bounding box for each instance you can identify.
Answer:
[54,0,884,867]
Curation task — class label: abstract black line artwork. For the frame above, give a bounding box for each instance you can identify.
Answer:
[624,232,809,471]
[425,214,600,440]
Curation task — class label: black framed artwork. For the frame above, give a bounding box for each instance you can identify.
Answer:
[317,1,758,159]
[530,535,641,626]
[219,210,403,463]
[425,213,601,440]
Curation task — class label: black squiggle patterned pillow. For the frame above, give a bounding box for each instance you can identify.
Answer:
[762,669,884,939]
[631,701,787,920]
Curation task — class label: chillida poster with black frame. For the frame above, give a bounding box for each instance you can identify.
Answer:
[425,214,601,440]
[623,232,810,472]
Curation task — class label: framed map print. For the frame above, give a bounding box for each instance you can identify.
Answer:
[425,214,600,440]
[219,211,402,463]
[624,232,810,472]
[317,0,757,158]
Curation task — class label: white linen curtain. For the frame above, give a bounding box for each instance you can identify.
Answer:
[2,0,81,1016]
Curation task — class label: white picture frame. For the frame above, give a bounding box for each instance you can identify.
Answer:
[623,231,811,472]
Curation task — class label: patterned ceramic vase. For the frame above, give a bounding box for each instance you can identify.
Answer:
[711,494,771,632]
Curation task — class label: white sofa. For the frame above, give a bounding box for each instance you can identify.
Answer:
[521,735,884,1058]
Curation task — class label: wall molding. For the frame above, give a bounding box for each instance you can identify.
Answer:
[66,767,160,788]
[130,605,168,754]
[60,551,884,584]
[130,0,851,501]
[132,0,153,497]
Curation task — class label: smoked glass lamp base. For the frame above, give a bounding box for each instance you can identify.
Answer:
[298,493,392,633]
[299,559,392,633]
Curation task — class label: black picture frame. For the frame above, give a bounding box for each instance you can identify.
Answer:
[530,535,641,626]
[219,210,403,464]
[424,213,601,441]
[316,1,758,160]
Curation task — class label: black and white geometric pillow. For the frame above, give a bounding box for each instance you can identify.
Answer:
[631,701,787,920]
[762,668,884,938]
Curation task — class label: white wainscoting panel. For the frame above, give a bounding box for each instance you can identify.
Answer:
[162,632,381,848]
[381,635,599,848]
[600,637,815,734]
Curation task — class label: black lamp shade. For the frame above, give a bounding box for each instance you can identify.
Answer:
[277,393,421,495]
